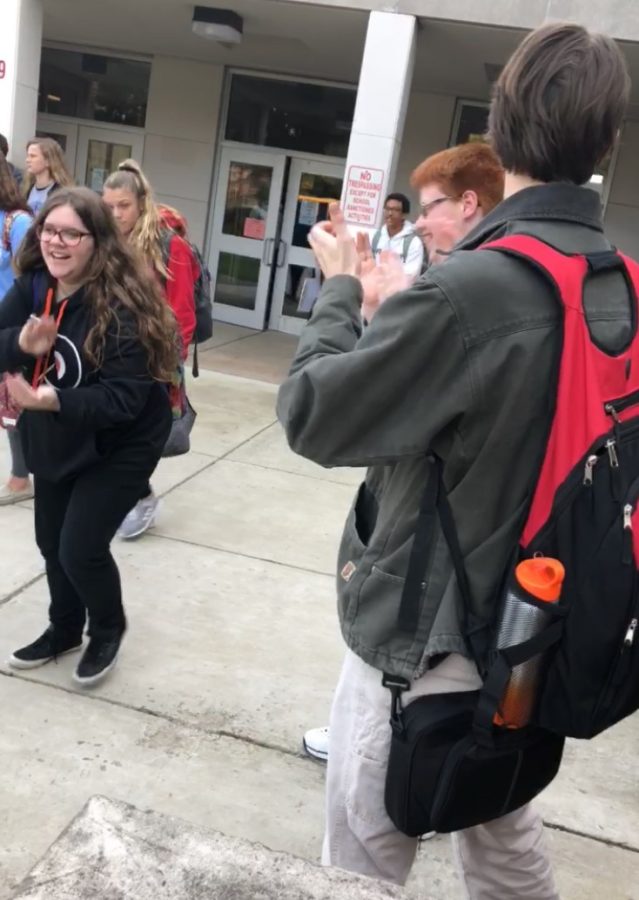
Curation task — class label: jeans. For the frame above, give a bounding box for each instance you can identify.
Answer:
[7,429,29,479]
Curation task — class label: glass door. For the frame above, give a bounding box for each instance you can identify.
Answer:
[76,125,145,191]
[209,147,286,329]
[268,159,344,335]
[36,116,79,175]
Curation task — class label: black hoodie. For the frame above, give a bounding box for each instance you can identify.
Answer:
[0,271,172,482]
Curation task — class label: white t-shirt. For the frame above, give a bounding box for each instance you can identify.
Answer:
[372,221,424,278]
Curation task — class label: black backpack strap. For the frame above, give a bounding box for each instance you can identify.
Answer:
[192,342,200,378]
[396,454,489,671]
[585,250,625,273]
[398,456,440,633]
[472,620,563,745]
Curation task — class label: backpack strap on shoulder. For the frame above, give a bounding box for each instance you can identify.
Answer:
[371,229,381,257]
[482,235,589,312]
[401,232,416,263]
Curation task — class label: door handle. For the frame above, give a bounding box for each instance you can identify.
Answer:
[262,237,275,266]
[276,239,287,268]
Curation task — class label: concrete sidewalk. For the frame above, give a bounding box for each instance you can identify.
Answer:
[0,365,638,899]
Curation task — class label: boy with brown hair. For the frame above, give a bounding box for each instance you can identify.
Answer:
[278,23,630,897]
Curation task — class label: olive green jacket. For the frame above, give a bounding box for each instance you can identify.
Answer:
[277,184,631,679]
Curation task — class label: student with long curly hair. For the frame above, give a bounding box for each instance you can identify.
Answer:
[0,187,178,685]
[23,137,73,215]
[103,159,196,539]
[0,152,33,504]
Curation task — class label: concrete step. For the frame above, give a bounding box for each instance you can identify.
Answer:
[11,796,406,900]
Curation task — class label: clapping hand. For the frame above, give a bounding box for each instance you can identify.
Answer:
[360,248,413,323]
[377,250,413,300]
[308,203,360,279]
[18,315,57,357]
[6,374,60,412]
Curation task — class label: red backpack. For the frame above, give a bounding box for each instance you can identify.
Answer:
[382,235,639,839]
[479,235,639,739]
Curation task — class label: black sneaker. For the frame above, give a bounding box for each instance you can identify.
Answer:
[73,632,123,687]
[8,626,83,670]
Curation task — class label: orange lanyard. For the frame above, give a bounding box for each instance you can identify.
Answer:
[31,287,69,388]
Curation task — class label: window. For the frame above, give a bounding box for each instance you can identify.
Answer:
[448,98,617,201]
[449,99,490,146]
[38,47,151,128]
[225,74,355,157]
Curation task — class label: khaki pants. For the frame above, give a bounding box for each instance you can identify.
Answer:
[322,649,559,900]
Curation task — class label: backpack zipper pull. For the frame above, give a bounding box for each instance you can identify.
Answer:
[623,504,634,565]
[606,438,620,469]
[604,402,621,424]
[624,617,637,647]
[624,504,633,530]
[583,454,599,486]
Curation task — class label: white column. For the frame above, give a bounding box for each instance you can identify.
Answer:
[341,11,416,232]
[0,0,43,165]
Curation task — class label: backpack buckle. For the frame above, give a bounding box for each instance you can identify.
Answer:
[382,673,410,737]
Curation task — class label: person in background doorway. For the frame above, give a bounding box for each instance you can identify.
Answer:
[302,142,505,763]
[371,192,424,279]
[0,134,24,189]
[103,159,196,540]
[2,187,177,685]
[23,137,73,216]
[0,153,34,504]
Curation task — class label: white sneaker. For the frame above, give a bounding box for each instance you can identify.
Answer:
[0,482,34,506]
[303,725,329,762]
[117,493,159,540]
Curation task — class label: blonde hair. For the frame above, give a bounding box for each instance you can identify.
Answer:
[23,137,74,195]
[103,159,167,278]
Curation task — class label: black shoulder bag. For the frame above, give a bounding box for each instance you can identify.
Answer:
[383,455,565,837]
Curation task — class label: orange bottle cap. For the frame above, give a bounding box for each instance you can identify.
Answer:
[515,557,565,602]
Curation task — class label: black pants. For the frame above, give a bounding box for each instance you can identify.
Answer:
[34,454,157,640]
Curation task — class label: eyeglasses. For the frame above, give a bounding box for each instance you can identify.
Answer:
[384,205,404,214]
[418,196,454,219]
[37,224,92,247]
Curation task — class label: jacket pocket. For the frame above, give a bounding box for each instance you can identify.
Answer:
[354,565,411,647]
[337,482,377,627]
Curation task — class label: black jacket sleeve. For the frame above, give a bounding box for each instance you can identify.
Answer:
[0,276,36,372]
[56,307,158,430]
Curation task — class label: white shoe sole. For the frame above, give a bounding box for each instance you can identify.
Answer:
[8,643,83,670]
[302,737,328,762]
[118,509,159,541]
[72,654,119,687]
[0,488,35,506]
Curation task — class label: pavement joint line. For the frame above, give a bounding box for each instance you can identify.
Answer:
[0,572,46,608]
[0,668,302,762]
[543,819,639,854]
[222,456,361,488]
[148,530,334,578]
[158,419,278,500]
[157,457,220,499]
[2,668,637,858]
[198,331,262,352]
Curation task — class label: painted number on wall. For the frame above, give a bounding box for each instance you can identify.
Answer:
[0,61,6,79]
